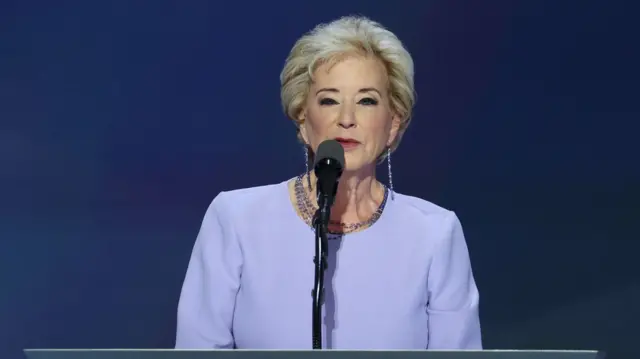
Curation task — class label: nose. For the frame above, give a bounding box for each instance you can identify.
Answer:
[337,107,356,129]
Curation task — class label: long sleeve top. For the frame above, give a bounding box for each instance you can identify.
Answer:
[175,179,482,349]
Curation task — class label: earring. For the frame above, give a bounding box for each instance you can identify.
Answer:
[304,145,312,190]
[387,147,395,200]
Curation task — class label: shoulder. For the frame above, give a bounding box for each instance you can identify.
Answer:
[389,192,473,274]
[390,191,461,228]
[212,181,286,205]
[203,180,290,223]
[385,191,466,251]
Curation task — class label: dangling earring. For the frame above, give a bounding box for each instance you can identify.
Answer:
[304,145,312,190]
[386,147,395,200]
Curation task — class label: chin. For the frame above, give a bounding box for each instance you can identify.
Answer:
[342,157,373,174]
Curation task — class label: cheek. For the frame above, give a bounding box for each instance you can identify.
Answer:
[364,115,393,144]
[307,117,327,133]
[304,112,334,142]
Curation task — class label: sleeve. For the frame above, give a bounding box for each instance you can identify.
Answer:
[175,192,242,349]
[426,211,482,349]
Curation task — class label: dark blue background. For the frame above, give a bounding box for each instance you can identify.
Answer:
[1,1,638,359]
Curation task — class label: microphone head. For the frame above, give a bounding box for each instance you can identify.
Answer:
[313,139,345,204]
[314,139,345,172]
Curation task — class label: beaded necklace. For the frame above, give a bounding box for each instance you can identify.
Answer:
[293,173,388,235]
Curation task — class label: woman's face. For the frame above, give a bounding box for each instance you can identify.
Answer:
[299,55,400,173]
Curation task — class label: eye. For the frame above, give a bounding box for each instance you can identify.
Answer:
[319,98,338,106]
[359,97,378,106]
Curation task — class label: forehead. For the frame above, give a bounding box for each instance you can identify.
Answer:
[311,56,388,90]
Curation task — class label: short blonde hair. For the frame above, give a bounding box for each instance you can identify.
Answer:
[280,15,416,154]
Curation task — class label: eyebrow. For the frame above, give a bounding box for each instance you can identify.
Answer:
[315,87,381,96]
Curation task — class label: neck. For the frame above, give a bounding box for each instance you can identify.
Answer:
[308,165,383,224]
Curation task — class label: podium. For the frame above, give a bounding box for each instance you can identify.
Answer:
[23,349,605,359]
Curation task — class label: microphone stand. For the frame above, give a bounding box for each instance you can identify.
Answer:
[312,193,331,350]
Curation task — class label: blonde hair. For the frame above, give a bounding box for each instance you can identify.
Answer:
[280,15,416,154]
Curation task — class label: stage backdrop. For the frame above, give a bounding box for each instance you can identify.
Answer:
[1,1,638,359]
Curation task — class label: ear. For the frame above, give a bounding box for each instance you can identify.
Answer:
[387,114,401,147]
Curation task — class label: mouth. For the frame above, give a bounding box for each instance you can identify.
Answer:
[334,137,361,150]
[335,137,360,144]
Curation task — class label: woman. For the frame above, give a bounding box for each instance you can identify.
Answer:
[175,15,481,350]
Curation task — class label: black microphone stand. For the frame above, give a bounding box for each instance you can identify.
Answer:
[312,193,331,350]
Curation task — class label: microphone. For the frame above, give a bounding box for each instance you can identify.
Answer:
[310,139,344,350]
[313,139,345,226]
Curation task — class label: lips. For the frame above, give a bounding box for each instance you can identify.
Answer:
[334,137,361,150]
[335,137,360,145]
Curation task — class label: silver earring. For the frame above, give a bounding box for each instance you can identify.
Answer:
[304,145,312,190]
[387,147,395,200]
